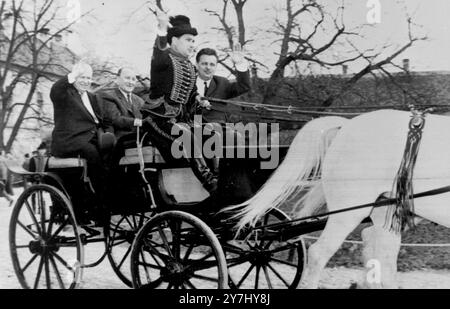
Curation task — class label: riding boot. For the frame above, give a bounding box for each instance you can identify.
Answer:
[190,157,218,194]
[212,157,220,175]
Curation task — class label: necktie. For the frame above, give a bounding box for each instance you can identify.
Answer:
[127,93,132,104]
[204,81,208,96]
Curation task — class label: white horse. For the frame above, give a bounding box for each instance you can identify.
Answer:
[232,109,450,288]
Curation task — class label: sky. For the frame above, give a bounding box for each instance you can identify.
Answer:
[62,0,450,77]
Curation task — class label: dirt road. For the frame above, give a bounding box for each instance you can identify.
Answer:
[1,194,450,289]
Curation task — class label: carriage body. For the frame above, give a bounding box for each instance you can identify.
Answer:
[7,131,306,289]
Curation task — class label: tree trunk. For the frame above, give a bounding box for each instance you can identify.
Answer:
[262,55,292,104]
[262,0,294,104]
[6,75,38,152]
[234,2,246,47]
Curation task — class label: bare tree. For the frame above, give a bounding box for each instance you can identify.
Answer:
[205,0,266,76]
[263,0,426,104]
[0,0,87,153]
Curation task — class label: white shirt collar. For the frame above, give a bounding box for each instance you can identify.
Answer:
[79,91,99,124]
[119,89,132,100]
[202,78,212,87]
[196,78,212,96]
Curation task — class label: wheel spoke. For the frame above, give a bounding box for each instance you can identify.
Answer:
[171,220,181,260]
[21,254,39,273]
[139,250,152,283]
[111,217,126,232]
[39,191,47,238]
[182,243,195,263]
[227,258,249,269]
[24,200,42,235]
[191,273,219,283]
[49,255,65,289]
[223,242,246,254]
[137,261,163,270]
[255,266,261,289]
[110,239,129,247]
[33,257,45,289]
[270,257,297,268]
[45,255,51,289]
[117,245,132,270]
[140,277,163,289]
[51,252,75,272]
[132,215,138,229]
[46,209,58,238]
[185,250,216,272]
[157,225,173,258]
[48,218,70,241]
[146,238,166,249]
[262,265,273,289]
[124,216,134,229]
[46,217,56,239]
[142,237,168,265]
[184,280,196,289]
[236,264,255,288]
[137,214,147,228]
[267,262,290,288]
[146,249,164,269]
[264,240,275,250]
[17,220,38,239]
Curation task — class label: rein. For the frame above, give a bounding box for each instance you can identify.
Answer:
[202,97,450,118]
[251,184,450,232]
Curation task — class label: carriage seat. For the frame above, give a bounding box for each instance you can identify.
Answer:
[27,156,87,173]
[119,146,166,166]
[47,157,86,169]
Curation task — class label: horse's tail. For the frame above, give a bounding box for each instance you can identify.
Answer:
[230,116,349,231]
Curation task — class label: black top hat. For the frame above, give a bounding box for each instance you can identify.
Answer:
[167,15,198,43]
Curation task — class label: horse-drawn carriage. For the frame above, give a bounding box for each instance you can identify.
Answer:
[10,105,450,289]
[8,128,306,289]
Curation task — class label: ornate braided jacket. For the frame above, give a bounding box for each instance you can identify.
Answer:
[146,35,198,123]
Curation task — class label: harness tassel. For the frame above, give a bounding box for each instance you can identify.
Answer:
[386,113,425,233]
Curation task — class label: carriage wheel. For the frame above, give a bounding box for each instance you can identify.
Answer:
[107,212,153,287]
[224,209,305,289]
[130,211,228,289]
[9,185,84,289]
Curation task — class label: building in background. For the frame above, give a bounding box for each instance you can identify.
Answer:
[0,26,79,157]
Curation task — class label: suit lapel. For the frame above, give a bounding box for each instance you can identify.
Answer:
[206,78,217,96]
[70,87,94,120]
[116,89,133,114]
[87,92,102,122]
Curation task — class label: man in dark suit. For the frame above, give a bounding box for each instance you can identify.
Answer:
[50,62,111,220]
[100,67,144,141]
[195,47,250,124]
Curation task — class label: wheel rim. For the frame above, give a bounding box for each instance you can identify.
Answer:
[130,211,227,289]
[9,185,84,289]
[225,209,305,289]
[107,212,152,287]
